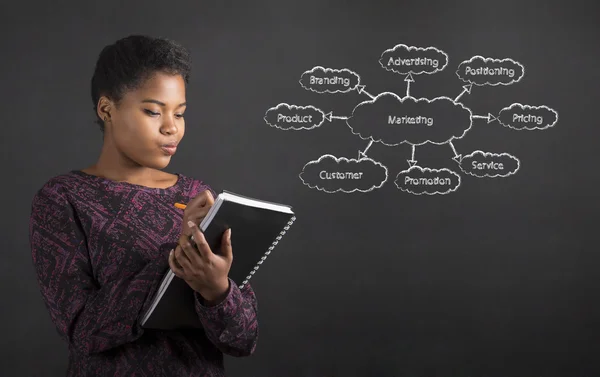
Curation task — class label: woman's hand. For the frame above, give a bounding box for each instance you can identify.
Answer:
[181,190,214,237]
[169,221,233,303]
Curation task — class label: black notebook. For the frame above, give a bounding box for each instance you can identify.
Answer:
[140,190,296,330]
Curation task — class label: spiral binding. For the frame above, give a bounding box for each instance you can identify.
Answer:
[239,215,296,289]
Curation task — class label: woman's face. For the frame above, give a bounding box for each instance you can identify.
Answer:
[105,71,187,170]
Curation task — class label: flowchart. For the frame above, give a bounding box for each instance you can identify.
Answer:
[264,44,559,195]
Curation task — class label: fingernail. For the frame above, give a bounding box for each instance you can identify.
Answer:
[187,221,195,228]
[169,249,173,256]
[228,228,232,240]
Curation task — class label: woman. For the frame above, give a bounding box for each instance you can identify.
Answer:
[29,35,258,376]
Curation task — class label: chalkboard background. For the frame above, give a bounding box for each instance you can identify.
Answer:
[2,0,599,376]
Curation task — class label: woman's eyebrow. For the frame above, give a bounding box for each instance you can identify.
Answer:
[141,99,186,108]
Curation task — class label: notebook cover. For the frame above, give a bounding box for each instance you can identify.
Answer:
[141,198,294,330]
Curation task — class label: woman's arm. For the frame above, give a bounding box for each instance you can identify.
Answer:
[194,280,259,357]
[29,185,169,356]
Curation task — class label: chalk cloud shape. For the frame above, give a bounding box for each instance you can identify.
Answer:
[299,154,388,193]
[394,166,461,195]
[299,66,361,94]
[264,103,325,131]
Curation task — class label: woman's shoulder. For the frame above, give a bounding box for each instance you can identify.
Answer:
[33,171,82,197]
[175,172,218,199]
[30,171,85,214]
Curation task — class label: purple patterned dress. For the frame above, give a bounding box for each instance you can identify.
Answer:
[29,170,258,376]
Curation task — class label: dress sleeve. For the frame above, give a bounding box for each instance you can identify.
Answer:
[194,279,259,357]
[29,184,169,356]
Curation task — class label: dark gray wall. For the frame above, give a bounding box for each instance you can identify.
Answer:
[2,1,599,376]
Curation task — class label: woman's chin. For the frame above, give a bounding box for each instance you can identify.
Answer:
[146,156,172,170]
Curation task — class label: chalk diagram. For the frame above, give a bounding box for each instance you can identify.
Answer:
[264,44,559,195]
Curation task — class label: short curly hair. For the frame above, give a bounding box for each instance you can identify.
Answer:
[90,35,192,132]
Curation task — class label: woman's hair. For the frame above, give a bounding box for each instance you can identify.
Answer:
[90,35,192,132]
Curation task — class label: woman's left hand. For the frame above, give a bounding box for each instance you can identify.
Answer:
[169,221,233,302]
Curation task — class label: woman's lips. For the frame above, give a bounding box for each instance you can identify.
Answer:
[161,145,177,155]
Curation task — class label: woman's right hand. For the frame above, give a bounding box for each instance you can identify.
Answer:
[181,189,215,237]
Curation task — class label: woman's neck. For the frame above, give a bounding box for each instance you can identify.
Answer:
[83,142,165,187]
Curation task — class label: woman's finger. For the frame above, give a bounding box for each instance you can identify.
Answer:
[179,229,204,267]
[174,243,193,273]
[188,221,213,260]
[220,228,233,262]
[171,246,184,269]
[181,191,214,232]
[187,189,214,210]
[182,210,209,236]
[169,249,186,278]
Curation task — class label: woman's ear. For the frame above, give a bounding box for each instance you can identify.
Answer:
[97,96,113,123]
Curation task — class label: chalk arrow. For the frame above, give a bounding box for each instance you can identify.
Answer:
[472,113,498,124]
[449,141,462,163]
[404,73,415,97]
[454,84,473,102]
[357,85,375,100]
[407,144,417,167]
[358,139,373,159]
[324,111,349,122]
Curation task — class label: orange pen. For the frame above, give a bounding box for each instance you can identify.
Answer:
[174,202,187,210]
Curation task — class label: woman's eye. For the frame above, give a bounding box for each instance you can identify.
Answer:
[145,109,184,118]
